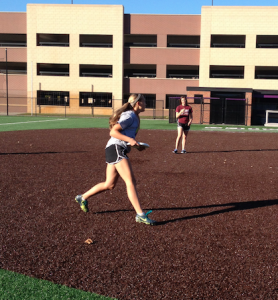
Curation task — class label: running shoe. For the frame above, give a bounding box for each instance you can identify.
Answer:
[136,211,156,225]
[181,149,187,154]
[172,149,178,154]
[75,195,88,213]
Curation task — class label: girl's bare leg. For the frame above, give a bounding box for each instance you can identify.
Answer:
[182,130,189,150]
[82,163,119,200]
[175,127,183,149]
[115,158,143,215]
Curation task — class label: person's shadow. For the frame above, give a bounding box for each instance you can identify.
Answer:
[96,199,278,225]
[153,199,278,225]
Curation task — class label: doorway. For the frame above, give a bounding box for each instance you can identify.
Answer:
[210,92,246,125]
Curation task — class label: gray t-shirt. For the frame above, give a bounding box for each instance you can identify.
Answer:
[106,110,139,149]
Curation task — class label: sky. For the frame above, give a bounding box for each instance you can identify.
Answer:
[1,0,277,15]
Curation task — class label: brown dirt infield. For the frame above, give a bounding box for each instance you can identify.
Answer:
[0,128,277,299]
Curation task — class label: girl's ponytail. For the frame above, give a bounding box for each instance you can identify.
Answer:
[109,102,133,129]
[109,94,143,129]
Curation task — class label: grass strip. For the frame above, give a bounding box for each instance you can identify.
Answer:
[1,115,278,132]
[0,269,116,300]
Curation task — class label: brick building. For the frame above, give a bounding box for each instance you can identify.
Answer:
[1,4,278,125]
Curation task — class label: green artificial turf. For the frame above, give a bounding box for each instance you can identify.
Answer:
[0,269,116,300]
[0,115,278,132]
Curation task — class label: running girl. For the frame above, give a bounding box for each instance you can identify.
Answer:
[75,94,156,225]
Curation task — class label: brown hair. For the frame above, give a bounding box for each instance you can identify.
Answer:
[180,95,188,106]
[109,94,144,129]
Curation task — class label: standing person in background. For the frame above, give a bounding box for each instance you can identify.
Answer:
[75,94,156,225]
[173,95,193,154]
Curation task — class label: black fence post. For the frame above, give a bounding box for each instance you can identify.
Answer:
[5,48,8,116]
[245,98,248,126]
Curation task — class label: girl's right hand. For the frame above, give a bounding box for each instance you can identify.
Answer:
[128,138,139,147]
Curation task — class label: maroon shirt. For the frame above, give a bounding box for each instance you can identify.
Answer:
[176,105,193,124]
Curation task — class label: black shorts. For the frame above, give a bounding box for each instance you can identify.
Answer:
[178,122,190,131]
[105,144,129,165]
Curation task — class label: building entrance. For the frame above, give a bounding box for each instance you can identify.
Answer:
[251,93,278,125]
[210,92,246,125]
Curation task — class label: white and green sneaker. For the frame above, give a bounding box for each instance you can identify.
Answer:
[136,211,156,225]
[75,195,88,213]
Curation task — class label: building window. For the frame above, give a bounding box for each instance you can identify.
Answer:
[166,94,183,109]
[210,35,245,48]
[79,65,112,78]
[79,35,113,48]
[255,66,278,79]
[0,34,26,47]
[167,65,199,79]
[124,34,157,47]
[37,34,69,47]
[210,66,244,79]
[194,94,203,104]
[37,91,69,106]
[124,64,156,78]
[79,92,112,107]
[167,35,200,48]
[123,94,156,108]
[0,62,27,75]
[37,63,69,76]
[256,35,278,48]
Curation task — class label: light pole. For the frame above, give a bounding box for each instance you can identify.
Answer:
[5,48,8,116]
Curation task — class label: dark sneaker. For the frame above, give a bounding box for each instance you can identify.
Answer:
[75,195,88,212]
[136,211,156,225]
[172,149,178,154]
[181,149,187,154]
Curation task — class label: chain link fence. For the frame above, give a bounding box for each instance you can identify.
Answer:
[0,97,165,119]
[169,96,249,125]
[0,96,28,115]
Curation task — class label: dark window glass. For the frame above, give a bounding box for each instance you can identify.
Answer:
[210,66,244,79]
[79,92,112,107]
[124,34,157,47]
[167,35,200,48]
[37,90,69,106]
[124,64,156,78]
[255,66,278,79]
[167,65,199,79]
[0,34,27,47]
[211,35,245,48]
[0,62,27,74]
[37,34,69,47]
[256,35,278,48]
[80,64,112,78]
[194,94,203,104]
[80,34,113,48]
[37,63,69,76]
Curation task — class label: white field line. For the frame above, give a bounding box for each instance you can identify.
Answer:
[0,119,68,126]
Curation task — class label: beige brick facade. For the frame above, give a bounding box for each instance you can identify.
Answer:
[200,6,278,90]
[27,4,124,114]
[1,5,278,124]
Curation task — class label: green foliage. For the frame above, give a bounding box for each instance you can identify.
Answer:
[0,269,116,300]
